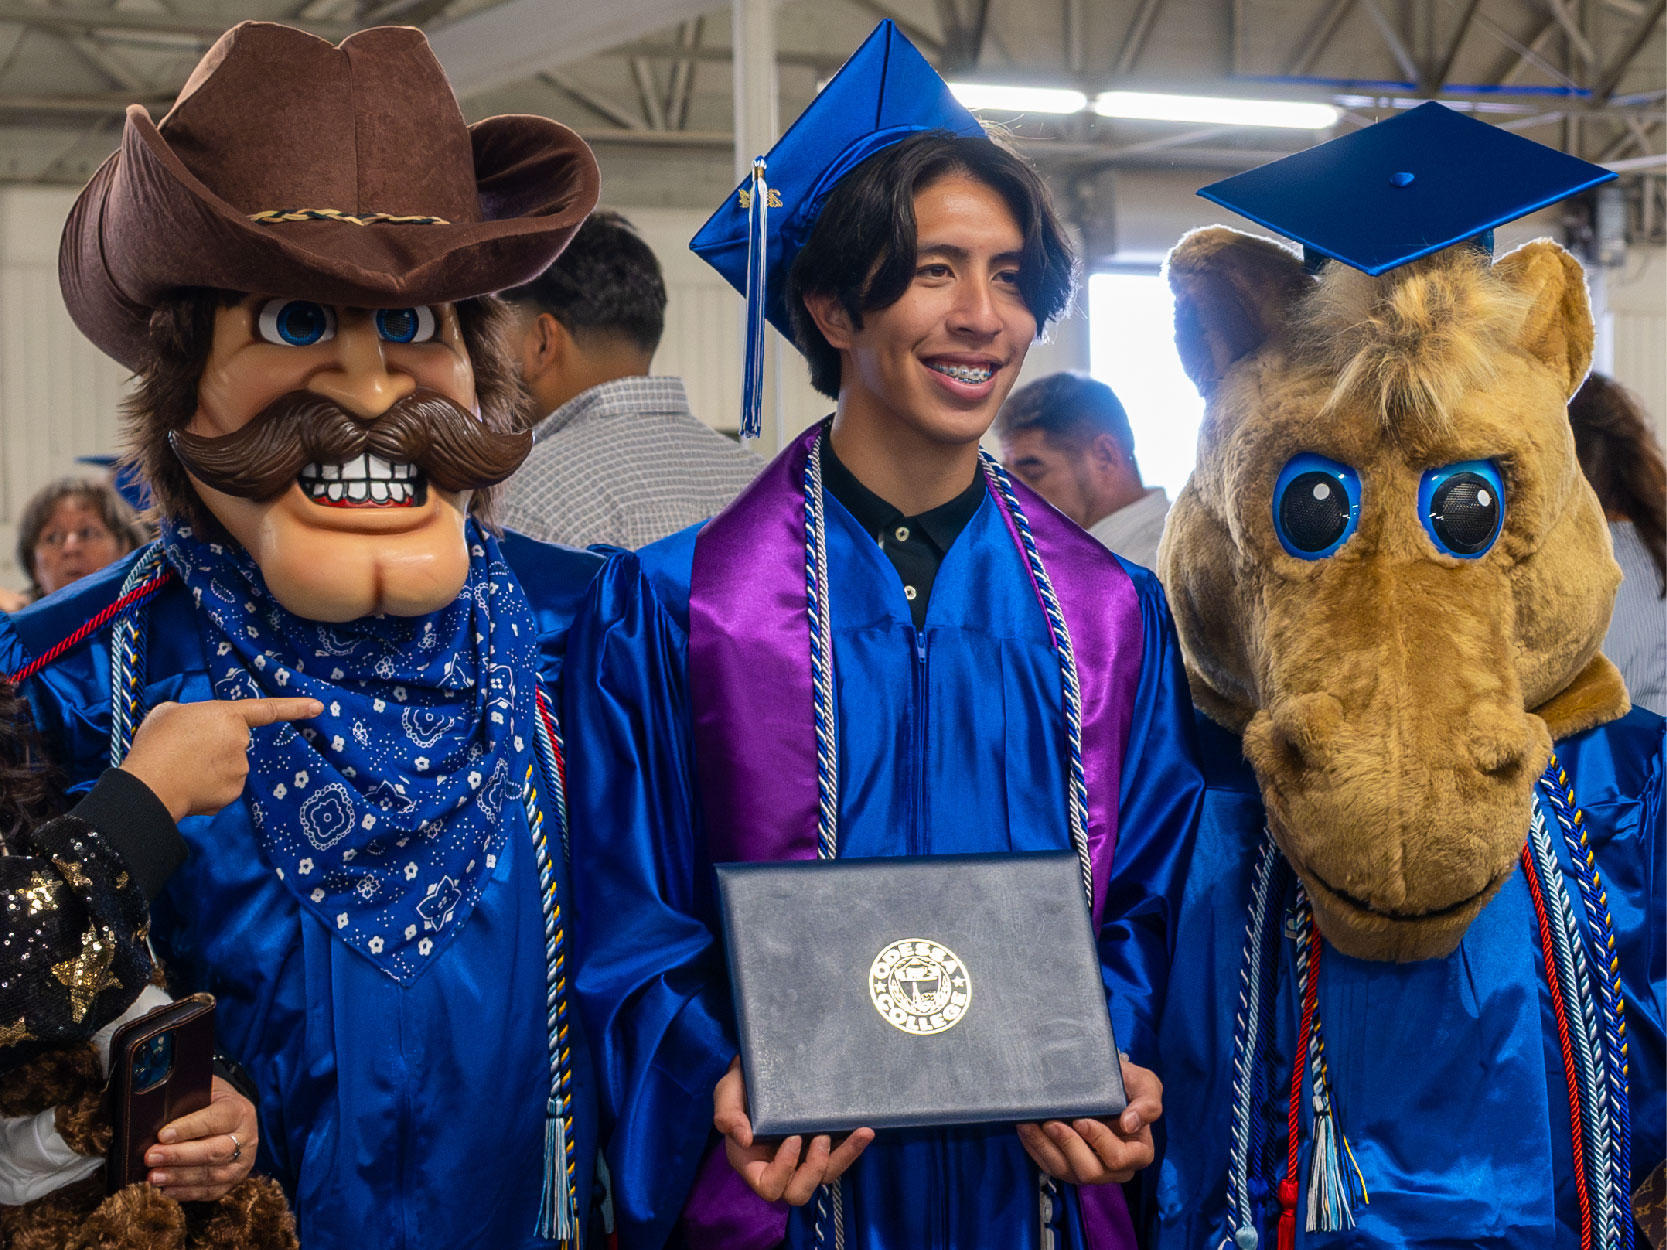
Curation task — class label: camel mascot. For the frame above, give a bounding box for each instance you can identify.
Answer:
[1147,104,1664,1249]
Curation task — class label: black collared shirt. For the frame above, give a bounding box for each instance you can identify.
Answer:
[820,434,985,628]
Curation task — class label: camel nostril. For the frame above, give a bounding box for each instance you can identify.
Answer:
[1468,714,1547,779]
[1252,693,1344,775]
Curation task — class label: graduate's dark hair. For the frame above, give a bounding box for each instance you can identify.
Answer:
[787,130,1077,399]
[501,210,667,355]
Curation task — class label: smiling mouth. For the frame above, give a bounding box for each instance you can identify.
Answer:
[1304,863,1509,922]
[297,454,427,508]
[925,360,996,385]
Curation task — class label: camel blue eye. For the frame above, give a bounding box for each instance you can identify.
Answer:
[376,307,436,344]
[1273,453,1361,560]
[1420,460,1504,557]
[257,299,336,346]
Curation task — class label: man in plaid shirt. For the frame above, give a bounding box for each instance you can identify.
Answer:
[502,211,762,549]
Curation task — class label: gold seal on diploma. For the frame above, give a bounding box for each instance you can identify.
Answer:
[869,938,971,1036]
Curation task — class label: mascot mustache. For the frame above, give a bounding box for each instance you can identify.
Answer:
[169,389,532,501]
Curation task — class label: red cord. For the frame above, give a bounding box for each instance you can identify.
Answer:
[1520,843,1594,1250]
[535,686,569,795]
[1279,916,1323,1250]
[4,569,175,687]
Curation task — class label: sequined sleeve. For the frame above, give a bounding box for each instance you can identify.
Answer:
[0,769,183,1075]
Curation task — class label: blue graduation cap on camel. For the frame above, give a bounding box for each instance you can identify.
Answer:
[691,20,986,439]
[1198,101,1616,275]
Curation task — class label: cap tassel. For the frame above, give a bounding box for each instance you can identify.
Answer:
[740,156,770,443]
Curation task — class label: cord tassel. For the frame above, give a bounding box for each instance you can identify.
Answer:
[540,1101,577,1246]
[1305,1097,1357,1232]
[740,155,770,442]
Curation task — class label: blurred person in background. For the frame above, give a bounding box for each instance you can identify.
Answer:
[1569,371,1666,714]
[502,209,761,548]
[13,476,146,604]
[995,372,1169,568]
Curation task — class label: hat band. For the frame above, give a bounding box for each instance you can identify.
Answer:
[248,208,451,227]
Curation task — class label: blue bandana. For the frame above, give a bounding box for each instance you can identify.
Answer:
[161,520,540,985]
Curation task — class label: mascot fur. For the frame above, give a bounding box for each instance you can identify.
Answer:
[1145,111,1664,1250]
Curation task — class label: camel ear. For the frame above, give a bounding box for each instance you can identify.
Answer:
[1491,239,1594,399]
[1166,227,1312,398]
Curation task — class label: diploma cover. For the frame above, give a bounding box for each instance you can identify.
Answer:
[715,851,1127,1137]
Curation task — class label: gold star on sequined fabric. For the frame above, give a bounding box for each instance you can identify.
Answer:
[20,871,60,915]
[0,1017,30,1048]
[52,857,92,892]
[52,925,120,1022]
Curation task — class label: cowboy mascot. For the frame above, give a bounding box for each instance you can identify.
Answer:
[1,23,605,1249]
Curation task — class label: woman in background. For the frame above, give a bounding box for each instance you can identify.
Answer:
[12,477,147,605]
[1569,371,1666,715]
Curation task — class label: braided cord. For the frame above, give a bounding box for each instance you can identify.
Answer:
[1540,757,1633,1246]
[804,437,840,862]
[108,546,168,764]
[978,452,1094,905]
[529,686,579,1246]
[1223,836,1286,1247]
[1523,828,1598,1250]
[248,208,450,226]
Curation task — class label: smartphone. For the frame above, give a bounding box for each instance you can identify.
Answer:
[106,996,215,1193]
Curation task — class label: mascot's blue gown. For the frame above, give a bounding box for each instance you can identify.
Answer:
[0,533,602,1250]
[563,496,1205,1250]
[1149,712,1664,1248]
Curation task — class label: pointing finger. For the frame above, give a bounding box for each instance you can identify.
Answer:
[234,698,324,726]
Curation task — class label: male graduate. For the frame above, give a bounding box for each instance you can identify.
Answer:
[565,23,1203,1250]
[1,23,605,1249]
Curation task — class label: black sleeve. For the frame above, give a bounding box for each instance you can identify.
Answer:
[61,768,188,901]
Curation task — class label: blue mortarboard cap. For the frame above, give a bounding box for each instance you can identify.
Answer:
[691,20,985,439]
[1198,101,1616,276]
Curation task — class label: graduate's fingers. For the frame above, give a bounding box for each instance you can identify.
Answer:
[149,1160,245,1202]
[713,1060,754,1148]
[1073,1117,1153,1182]
[1117,1057,1164,1135]
[822,1127,875,1183]
[1044,1120,1107,1183]
[233,697,325,727]
[781,1135,833,1206]
[145,1133,238,1170]
[1015,1122,1072,1179]
[742,1135,803,1202]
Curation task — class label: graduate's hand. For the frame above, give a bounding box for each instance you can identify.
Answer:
[1016,1056,1162,1185]
[714,1058,875,1205]
[120,696,323,822]
[143,1076,258,1201]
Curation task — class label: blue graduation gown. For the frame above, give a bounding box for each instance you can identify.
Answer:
[0,532,604,1250]
[1148,711,1665,1248]
[564,490,1204,1250]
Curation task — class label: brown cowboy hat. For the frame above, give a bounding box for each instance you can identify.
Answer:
[60,21,601,372]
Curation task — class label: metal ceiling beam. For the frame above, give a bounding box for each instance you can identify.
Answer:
[1540,0,1598,65]
[1360,0,1423,81]
[1428,0,1480,89]
[1592,0,1665,98]
[0,3,357,42]
[1286,0,1358,75]
[537,70,645,130]
[1114,0,1169,75]
[836,0,945,56]
[427,0,721,99]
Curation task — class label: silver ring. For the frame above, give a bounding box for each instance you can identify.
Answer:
[228,1133,242,1162]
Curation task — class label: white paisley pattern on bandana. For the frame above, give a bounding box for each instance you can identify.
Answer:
[161,520,540,985]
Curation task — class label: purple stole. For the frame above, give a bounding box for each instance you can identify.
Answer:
[684,424,1145,1250]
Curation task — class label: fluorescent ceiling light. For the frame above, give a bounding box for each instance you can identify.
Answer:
[1094,91,1339,129]
[948,83,1088,114]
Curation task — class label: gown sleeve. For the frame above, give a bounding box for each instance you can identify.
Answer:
[1098,568,1206,1069]
[563,549,739,1250]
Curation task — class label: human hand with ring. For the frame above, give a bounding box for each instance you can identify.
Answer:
[144,1075,259,1201]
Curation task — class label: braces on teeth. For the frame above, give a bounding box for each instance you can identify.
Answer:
[298,453,425,504]
[930,362,994,383]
